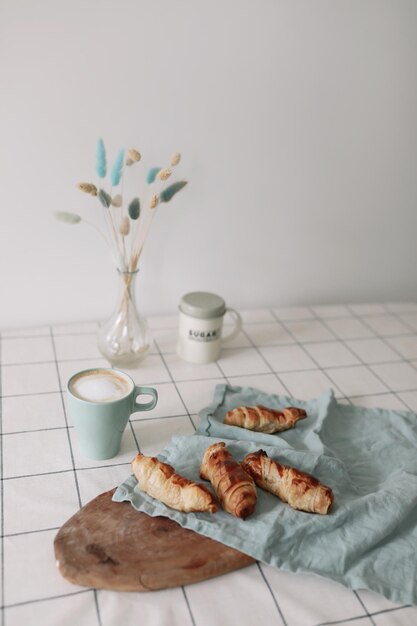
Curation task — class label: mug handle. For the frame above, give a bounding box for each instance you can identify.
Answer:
[133,386,158,411]
[221,307,243,344]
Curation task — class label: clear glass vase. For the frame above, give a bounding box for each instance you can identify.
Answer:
[97,269,151,367]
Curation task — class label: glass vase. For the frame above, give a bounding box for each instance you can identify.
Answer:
[97,269,151,367]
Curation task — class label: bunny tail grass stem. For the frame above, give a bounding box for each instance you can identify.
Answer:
[128,157,146,263]
[129,204,158,272]
[118,270,137,337]
[117,190,127,268]
[109,183,127,269]
[122,236,127,266]
[83,219,119,267]
[104,206,125,269]
[109,183,122,254]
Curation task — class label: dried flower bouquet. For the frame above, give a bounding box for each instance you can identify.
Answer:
[55,139,187,365]
[56,138,187,273]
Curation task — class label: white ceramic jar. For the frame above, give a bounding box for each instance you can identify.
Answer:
[177,292,242,364]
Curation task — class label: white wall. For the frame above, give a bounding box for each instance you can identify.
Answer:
[0,0,416,329]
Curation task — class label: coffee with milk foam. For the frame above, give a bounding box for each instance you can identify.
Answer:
[69,369,132,403]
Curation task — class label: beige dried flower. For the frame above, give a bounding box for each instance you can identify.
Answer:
[119,216,130,236]
[170,152,181,166]
[157,168,172,181]
[128,148,141,162]
[149,193,159,209]
[77,182,97,196]
[112,194,123,208]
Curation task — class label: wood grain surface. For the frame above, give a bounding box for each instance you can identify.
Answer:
[54,489,254,591]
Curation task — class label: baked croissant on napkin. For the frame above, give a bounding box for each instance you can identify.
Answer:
[132,453,218,513]
[242,450,333,514]
[224,405,307,433]
[200,442,257,519]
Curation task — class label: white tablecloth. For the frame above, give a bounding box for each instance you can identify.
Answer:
[1,303,417,626]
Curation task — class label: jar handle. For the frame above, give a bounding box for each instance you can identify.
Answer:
[221,308,242,344]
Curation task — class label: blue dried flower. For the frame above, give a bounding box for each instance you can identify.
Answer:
[160,181,188,203]
[98,189,112,208]
[110,149,125,186]
[96,138,107,178]
[128,198,140,220]
[147,167,161,184]
[54,211,82,224]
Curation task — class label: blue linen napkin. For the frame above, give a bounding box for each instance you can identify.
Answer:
[197,385,334,453]
[113,385,417,606]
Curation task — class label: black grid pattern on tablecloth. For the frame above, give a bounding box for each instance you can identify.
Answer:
[0,306,417,626]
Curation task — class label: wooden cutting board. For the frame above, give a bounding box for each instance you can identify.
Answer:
[54,489,254,591]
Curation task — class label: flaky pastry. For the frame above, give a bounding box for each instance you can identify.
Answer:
[224,405,307,433]
[132,453,218,513]
[242,450,333,514]
[200,442,257,519]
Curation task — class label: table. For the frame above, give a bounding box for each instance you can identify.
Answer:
[1,303,417,626]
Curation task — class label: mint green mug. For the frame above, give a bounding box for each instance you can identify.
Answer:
[66,367,158,460]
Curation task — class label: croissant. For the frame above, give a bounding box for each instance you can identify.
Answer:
[242,450,333,515]
[132,453,218,513]
[224,405,307,433]
[200,442,257,519]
